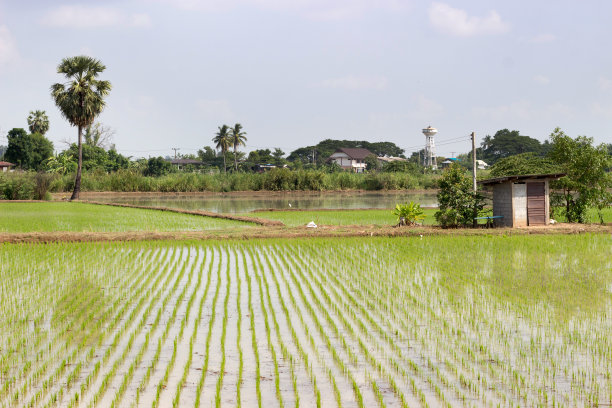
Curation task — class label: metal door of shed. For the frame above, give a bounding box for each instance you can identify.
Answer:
[527,182,546,225]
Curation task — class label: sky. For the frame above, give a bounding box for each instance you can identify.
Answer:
[1,0,611,159]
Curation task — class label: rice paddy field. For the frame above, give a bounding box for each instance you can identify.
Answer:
[0,203,251,232]
[1,234,610,408]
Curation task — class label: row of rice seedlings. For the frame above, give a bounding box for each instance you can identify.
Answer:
[287,244,421,408]
[149,247,201,407]
[83,245,188,407]
[233,248,244,408]
[171,249,215,408]
[254,246,323,407]
[277,244,413,408]
[1,244,142,406]
[24,245,160,408]
[212,247,232,408]
[51,246,166,408]
[114,248,205,408]
[252,249,304,407]
[269,244,367,407]
[322,240,505,403]
[265,245,346,408]
[320,236,611,406]
[250,248,286,407]
[323,240,506,405]
[194,245,224,408]
[293,242,459,407]
[244,250,262,408]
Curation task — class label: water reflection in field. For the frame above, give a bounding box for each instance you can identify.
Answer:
[89,191,438,213]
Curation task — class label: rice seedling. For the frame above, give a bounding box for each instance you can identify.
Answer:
[0,233,609,408]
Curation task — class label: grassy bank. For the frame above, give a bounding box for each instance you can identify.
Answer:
[0,202,252,232]
[1,169,439,198]
[244,208,439,227]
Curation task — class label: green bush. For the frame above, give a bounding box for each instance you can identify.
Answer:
[0,173,35,199]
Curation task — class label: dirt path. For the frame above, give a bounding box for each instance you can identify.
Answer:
[0,223,608,244]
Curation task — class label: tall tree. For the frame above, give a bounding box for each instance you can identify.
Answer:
[84,122,114,149]
[27,110,50,135]
[51,56,111,200]
[229,123,247,171]
[213,125,231,173]
[549,127,611,223]
[4,128,53,171]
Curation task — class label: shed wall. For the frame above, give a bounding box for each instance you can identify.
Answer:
[512,183,527,227]
[492,183,513,227]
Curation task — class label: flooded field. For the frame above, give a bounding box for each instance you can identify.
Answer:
[1,235,610,408]
[83,191,438,213]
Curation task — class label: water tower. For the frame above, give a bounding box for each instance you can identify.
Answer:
[422,126,438,170]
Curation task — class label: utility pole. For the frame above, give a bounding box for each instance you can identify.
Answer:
[471,131,477,227]
[172,147,180,159]
[471,132,476,192]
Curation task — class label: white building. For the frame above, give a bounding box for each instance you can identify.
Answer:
[327,148,373,173]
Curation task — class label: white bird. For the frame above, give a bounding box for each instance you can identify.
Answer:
[288,203,292,208]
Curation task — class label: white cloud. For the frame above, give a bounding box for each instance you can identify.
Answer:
[591,102,612,117]
[160,0,407,20]
[598,77,612,91]
[412,94,444,119]
[473,101,573,121]
[428,3,509,37]
[529,33,556,43]
[196,99,236,121]
[41,6,152,29]
[472,101,532,121]
[0,25,18,67]
[318,75,388,90]
[533,75,550,85]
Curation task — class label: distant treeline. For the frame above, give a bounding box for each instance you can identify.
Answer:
[0,169,439,200]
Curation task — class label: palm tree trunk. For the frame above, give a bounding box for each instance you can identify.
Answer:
[223,150,227,174]
[70,125,83,200]
[234,145,238,171]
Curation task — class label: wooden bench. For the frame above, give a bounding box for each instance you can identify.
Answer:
[474,215,504,228]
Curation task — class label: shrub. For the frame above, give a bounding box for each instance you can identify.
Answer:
[435,164,487,228]
[0,173,35,200]
[392,202,425,226]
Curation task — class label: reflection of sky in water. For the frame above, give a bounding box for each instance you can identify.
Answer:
[93,192,438,213]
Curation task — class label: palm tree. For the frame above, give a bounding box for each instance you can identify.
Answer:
[229,123,247,171]
[27,110,50,135]
[213,125,231,173]
[51,56,111,200]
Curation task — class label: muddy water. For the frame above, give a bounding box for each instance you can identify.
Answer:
[86,191,438,213]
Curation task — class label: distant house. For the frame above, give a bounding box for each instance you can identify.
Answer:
[169,158,203,171]
[440,158,458,168]
[0,161,14,172]
[327,148,374,173]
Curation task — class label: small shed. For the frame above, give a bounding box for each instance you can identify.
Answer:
[478,173,565,227]
[0,161,14,172]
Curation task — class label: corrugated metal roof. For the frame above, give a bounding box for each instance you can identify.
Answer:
[0,161,14,166]
[331,148,374,160]
[478,173,566,185]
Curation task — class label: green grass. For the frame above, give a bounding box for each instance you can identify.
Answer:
[241,208,439,227]
[0,202,251,232]
[552,206,612,224]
